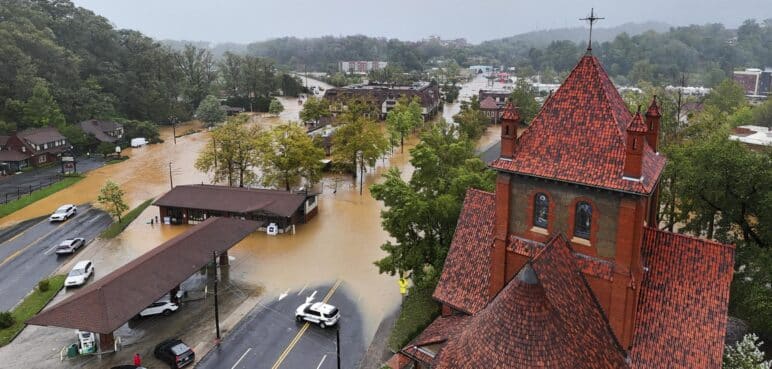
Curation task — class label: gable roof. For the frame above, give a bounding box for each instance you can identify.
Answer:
[153,184,309,218]
[630,227,734,369]
[17,127,65,145]
[432,235,628,369]
[490,55,665,194]
[79,119,123,143]
[433,189,495,314]
[27,217,259,334]
[479,96,498,110]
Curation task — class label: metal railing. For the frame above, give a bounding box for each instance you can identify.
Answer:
[1,175,64,204]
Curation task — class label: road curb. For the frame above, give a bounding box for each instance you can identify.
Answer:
[358,306,400,369]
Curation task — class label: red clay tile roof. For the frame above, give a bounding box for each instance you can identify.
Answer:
[490,55,665,194]
[509,234,614,281]
[627,111,648,133]
[27,218,260,334]
[401,315,471,365]
[646,97,661,117]
[433,189,495,314]
[500,102,520,121]
[432,235,628,369]
[153,184,309,218]
[479,96,498,110]
[630,227,735,369]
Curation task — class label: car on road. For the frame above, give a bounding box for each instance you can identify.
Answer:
[65,260,94,287]
[55,238,86,255]
[49,204,77,222]
[138,298,179,317]
[295,302,340,328]
[154,338,195,368]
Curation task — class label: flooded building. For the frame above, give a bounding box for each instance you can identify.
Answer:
[338,60,388,74]
[478,89,510,108]
[388,53,734,369]
[79,119,124,143]
[0,127,70,171]
[153,184,318,232]
[323,82,441,120]
[478,96,501,123]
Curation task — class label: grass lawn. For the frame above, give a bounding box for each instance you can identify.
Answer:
[100,198,153,239]
[387,285,440,352]
[0,176,83,218]
[0,275,65,346]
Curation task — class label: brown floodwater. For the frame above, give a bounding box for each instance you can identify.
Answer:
[1,74,500,339]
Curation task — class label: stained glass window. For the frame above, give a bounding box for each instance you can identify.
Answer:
[533,193,549,228]
[574,201,592,240]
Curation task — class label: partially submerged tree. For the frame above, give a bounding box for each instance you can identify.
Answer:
[196,95,226,127]
[258,124,324,191]
[195,115,261,187]
[98,180,129,223]
[299,96,331,126]
[268,99,284,115]
[371,121,495,286]
[508,79,540,124]
[386,97,423,153]
[332,115,389,195]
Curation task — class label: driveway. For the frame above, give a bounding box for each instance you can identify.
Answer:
[0,205,112,311]
[0,157,104,203]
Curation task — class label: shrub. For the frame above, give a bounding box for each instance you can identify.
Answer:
[0,312,13,329]
[37,279,50,292]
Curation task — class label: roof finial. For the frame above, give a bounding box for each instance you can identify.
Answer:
[580,8,604,53]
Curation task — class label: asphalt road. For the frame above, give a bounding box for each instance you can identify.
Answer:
[0,205,113,311]
[197,281,366,369]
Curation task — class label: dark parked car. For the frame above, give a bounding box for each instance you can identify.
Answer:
[154,338,194,368]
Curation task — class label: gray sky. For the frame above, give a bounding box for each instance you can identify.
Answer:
[71,0,771,44]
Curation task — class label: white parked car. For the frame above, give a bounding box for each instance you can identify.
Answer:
[295,302,340,328]
[49,204,77,222]
[65,260,94,287]
[138,299,179,317]
[55,238,85,255]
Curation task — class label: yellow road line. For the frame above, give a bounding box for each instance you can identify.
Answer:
[0,209,91,268]
[270,280,342,369]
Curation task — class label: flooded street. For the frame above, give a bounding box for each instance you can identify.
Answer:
[0,74,500,368]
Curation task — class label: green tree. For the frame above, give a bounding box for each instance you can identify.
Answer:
[268,99,284,115]
[299,96,331,126]
[386,97,423,153]
[195,116,261,187]
[175,45,216,110]
[98,180,129,222]
[705,79,747,114]
[509,79,541,124]
[723,334,771,369]
[196,95,226,127]
[370,121,495,286]
[258,124,324,191]
[453,107,488,140]
[750,99,772,128]
[22,80,65,128]
[97,141,115,158]
[332,115,389,195]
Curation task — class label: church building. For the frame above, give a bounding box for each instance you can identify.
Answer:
[387,52,735,369]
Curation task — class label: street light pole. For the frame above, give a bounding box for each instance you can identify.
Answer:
[213,251,221,341]
[168,162,174,189]
[170,116,177,145]
[336,326,341,369]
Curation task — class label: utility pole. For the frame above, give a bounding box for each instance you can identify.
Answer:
[168,162,174,189]
[170,116,177,144]
[336,326,341,369]
[213,251,221,341]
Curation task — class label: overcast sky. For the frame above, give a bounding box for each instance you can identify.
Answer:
[71,0,772,44]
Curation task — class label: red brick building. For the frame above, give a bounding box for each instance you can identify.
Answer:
[388,54,735,369]
[0,127,70,171]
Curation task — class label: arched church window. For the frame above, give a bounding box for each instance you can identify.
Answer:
[533,193,549,228]
[574,201,592,240]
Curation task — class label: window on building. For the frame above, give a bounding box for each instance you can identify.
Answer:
[574,201,592,240]
[38,155,46,164]
[533,193,549,228]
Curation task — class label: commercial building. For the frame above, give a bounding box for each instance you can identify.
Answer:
[79,119,124,143]
[153,184,318,233]
[0,127,70,171]
[323,82,441,120]
[338,61,388,74]
[733,68,772,98]
[388,52,734,369]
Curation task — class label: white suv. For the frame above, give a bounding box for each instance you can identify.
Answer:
[295,302,340,328]
[138,299,179,317]
[65,260,94,287]
[50,204,77,222]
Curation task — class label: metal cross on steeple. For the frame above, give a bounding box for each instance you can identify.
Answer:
[580,8,604,52]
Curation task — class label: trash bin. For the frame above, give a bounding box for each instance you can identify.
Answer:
[66,343,78,358]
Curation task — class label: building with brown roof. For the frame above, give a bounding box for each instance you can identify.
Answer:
[0,127,70,171]
[78,119,124,143]
[388,52,735,369]
[478,96,501,123]
[323,82,441,121]
[153,184,318,232]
